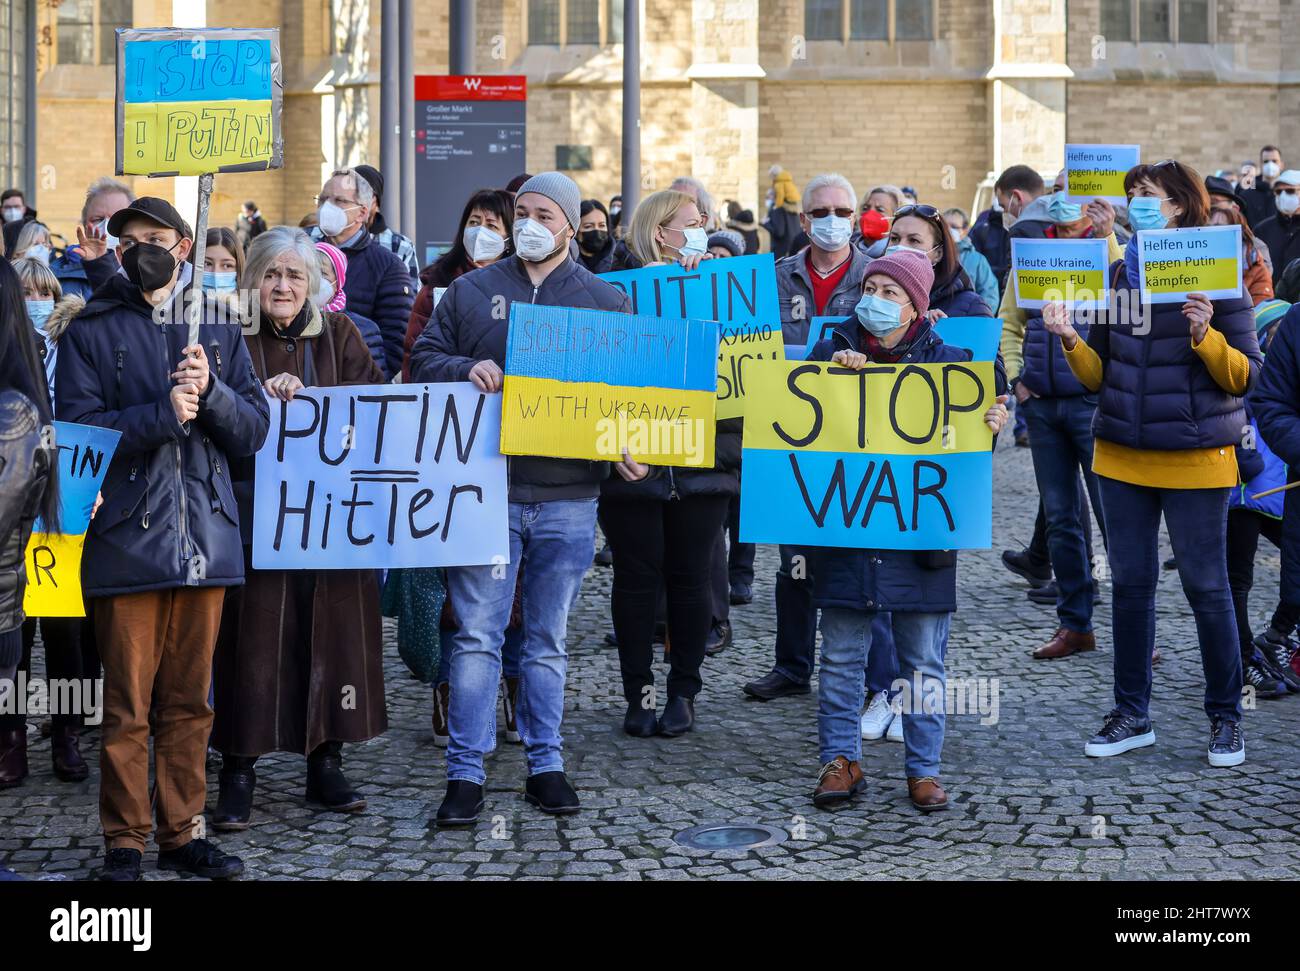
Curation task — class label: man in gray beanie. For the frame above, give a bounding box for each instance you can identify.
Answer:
[410,169,640,828]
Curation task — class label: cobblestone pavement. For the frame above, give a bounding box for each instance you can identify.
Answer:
[4,432,1300,881]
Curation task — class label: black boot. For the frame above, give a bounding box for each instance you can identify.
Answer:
[51,724,89,782]
[305,742,366,812]
[623,702,658,738]
[657,696,695,737]
[213,755,257,831]
[435,780,484,827]
[524,771,581,815]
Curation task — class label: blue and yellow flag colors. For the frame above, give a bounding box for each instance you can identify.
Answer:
[1137,225,1244,303]
[24,423,121,617]
[116,29,282,176]
[601,254,783,419]
[739,360,996,550]
[501,304,720,466]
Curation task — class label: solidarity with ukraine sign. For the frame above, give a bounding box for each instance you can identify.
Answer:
[601,254,784,419]
[501,304,719,466]
[1064,144,1141,205]
[1011,238,1110,310]
[24,423,121,617]
[116,27,283,177]
[739,361,996,550]
[1136,225,1243,303]
[252,384,508,569]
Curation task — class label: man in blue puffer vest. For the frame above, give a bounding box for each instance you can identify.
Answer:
[55,197,270,882]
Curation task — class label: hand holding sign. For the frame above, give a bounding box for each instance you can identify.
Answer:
[614,448,651,482]
[171,383,200,423]
[263,371,304,401]
[1084,198,1116,239]
[171,343,210,395]
[830,349,869,370]
[469,359,504,393]
[1183,293,1214,344]
[985,394,1011,435]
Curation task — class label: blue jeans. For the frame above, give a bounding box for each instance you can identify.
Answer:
[443,498,598,784]
[436,622,522,684]
[818,608,950,776]
[1099,477,1242,721]
[1023,395,1106,632]
[774,546,895,689]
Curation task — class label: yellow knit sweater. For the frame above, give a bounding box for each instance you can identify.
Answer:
[1062,328,1251,488]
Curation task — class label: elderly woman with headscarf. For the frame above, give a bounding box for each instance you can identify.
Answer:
[210,227,388,832]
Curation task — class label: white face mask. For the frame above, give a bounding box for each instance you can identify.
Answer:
[314,280,336,306]
[809,214,852,251]
[514,218,561,262]
[1278,191,1300,216]
[668,226,709,257]
[1263,161,1282,179]
[464,225,506,262]
[25,244,51,264]
[2,206,22,223]
[317,201,351,237]
[93,219,119,251]
[949,227,963,243]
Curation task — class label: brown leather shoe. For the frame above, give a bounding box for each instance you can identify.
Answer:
[812,756,865,808]
[1032,627,1096,660]
[0,729,29,788]
[51,725,89,782]
[907,776,949,812]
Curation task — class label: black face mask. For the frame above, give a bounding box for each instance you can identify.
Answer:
[121,239,182,292]
[580,229,609,252]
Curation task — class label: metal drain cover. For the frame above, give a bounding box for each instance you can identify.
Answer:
[673,823,787,850]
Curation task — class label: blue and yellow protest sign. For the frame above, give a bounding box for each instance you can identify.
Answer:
[252,384,508,569]
[116,27,283,177]
[1011,238,1109,310]
[501,304,719,466]
[601,254,783,419]
[24,423,121,617]
[1065,144,1141,205]
[739,360,996,550]
[796,315,1001,362]
[1137,225,1243,303]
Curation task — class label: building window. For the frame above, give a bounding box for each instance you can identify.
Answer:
[55,0,131,66]
[528,0,624,46]
[1100,0,1213,43]
[556,145,592,171]
[806,0,933,42]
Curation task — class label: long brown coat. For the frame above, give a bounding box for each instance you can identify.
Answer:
[212,308,389,757]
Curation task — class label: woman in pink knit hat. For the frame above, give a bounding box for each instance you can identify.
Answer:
[804,248,1009,814]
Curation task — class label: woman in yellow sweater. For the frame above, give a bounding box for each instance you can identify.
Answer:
[1042,160,1262,767]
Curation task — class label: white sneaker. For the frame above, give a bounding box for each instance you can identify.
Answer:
[886,706,905,742]
[860,690,894,740]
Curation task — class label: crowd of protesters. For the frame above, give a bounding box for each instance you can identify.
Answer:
[3,140,1300,882]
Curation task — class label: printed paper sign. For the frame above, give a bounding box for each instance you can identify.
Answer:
[798,315,1001,362]
[1064,144,1141,205]
[500,304,719,466]
[116,27,283,176]
[24,422,122,617]
[1137,225,1243,303]
[739,360,996,550]
[252,383,508,569]
[1011,238,1109,311]
[601,254,781,419]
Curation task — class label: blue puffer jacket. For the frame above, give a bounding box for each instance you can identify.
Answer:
[930,265,991,318]
[1088,260,1261,450]
[54,274,270,597]
[803,318,1007,614]
[345,309,389,380]
[1020,309,1092,397]
[50,249,119,302]
[410,254,631,503]
[333,231,415,379]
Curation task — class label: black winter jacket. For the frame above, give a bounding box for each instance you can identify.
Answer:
[335,231,415,378]
[0,391,51,635]
[409,255,631,502]
[54,275,270,597]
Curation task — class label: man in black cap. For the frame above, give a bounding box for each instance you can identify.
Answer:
[353,163,419,280]
[55,196,270,882]
[1207,173,1275,279]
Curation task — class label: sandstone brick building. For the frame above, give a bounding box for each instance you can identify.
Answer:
[20,0,1300,247]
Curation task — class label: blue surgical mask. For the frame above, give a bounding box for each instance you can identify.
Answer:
[1127,196,1168,232]
[26,298,54,332]
[886,244,933,259]
[202,270,238,294]
[676,226,710,257]
[25,244,51,264]
[809,214,852,250]
[854,293,907,336]
[1047,192,1082,224]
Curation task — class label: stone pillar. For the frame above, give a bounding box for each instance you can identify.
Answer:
[687,0,763,225]
[988,0,1071,178]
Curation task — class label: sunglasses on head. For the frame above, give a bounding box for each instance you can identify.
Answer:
[806,206,856,219]
[893,204,941,220]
